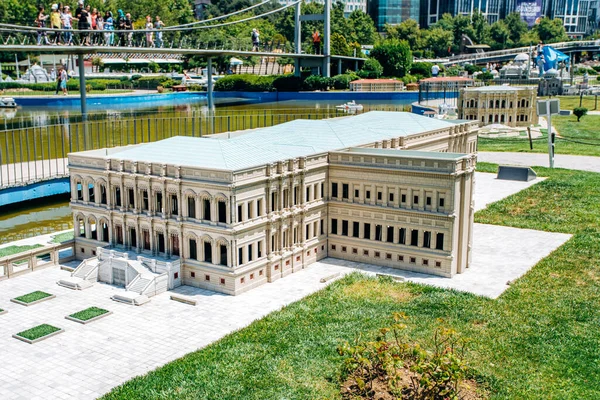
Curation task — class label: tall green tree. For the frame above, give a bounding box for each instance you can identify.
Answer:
[347,10,377,44]
[369,39,412,77]
[535,18,568,43]
[385,19,420,49]
[504,12,528,44]
[471,9,489,44]
[423,28,453,57]
[489,20,510,49]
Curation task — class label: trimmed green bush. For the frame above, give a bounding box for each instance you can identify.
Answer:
[213,74,276,92]
[331,73,358,90]
[303,75,331,91]
[272,75,304,92]
[14,291,52,304]
[410,61,434,78]
[357,58,383,79]
[16,324,60,341]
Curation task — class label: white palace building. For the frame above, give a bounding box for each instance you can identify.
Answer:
[66,112,478,298]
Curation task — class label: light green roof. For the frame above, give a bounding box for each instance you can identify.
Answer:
[100,112,461,171]
[344,148,468,160]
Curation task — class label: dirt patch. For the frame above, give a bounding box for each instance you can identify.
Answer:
[343,280,414,303]
[341,372,484,399]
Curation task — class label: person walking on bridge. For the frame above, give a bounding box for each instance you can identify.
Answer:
[61,6,74,45]
[145,16,154,47]
[154,16,165,48]
[36,6,51,45]
[312,30,321,55]
[124,13,134,47]
[50,4,62,45]
[116,9,126,46]
[103,11,114,46]
[251,28,260,51]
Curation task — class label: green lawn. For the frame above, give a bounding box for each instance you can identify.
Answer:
[13,291,52,304]
[477,95,600,157]
[69,307,109,321]
[16,324,61,341]
[103,164,600,400]
[51,231,74,244]
[0,244,42,258]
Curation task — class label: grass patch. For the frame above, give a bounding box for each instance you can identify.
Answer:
[13,291,52,304]
[0,244,42,258]
[69,307,109,321]
[478,113,600,156]
[51,231,75,243]
[16,324,60,341]
[103,166,600,400]
[4,89,133,96]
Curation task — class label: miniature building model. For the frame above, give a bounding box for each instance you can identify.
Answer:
[459,85,538,127]
[350,79,404,92]
[68,112,478,296]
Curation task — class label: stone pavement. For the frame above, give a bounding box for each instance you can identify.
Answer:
[478,151,600,173]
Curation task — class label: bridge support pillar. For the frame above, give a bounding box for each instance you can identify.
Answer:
[207,57,214,112]
[294,1,301,78]
[78,54,87,121]
[323,0,331,77]
[337,59,342,75]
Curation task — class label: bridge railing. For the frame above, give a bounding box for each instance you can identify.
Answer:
[448,40,600,63]
[0,27,292,53]
[0,106,409,189]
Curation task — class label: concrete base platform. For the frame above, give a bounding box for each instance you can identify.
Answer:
[322,223,571,298]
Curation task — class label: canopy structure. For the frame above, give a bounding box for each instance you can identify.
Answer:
[538,46,570,72]
[229,57,244,65]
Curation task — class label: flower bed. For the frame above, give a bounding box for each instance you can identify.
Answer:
[13,324,63,344]
[11,291,55,306]
[66,307,111,324]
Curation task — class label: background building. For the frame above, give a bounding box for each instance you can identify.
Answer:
[278,0,367,14]
[68,112,478,296]
[372,0,595,38]
[458,85,539,127]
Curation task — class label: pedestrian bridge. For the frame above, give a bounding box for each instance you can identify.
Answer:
[446,40,600,65]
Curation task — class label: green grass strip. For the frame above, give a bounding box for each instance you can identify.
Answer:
[0,244,43,258]
[51,231,75,244]
[14,291,52,304]
[69,307,109,321]
[16,324,60,341]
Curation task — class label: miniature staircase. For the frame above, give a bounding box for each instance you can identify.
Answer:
[126,275,154,294]
[57,258,99,290]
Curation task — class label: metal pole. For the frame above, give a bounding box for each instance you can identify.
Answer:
[546,102,554,168]
[78,54,88,121]
[15,54,20,80]
[337,59,342,75]
[207,57,214,112]
[294,1,301,77]
[323,0,331,77]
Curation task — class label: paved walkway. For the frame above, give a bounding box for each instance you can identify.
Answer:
[478,151,600,173]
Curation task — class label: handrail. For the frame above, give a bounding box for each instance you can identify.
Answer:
[0,239,75,280]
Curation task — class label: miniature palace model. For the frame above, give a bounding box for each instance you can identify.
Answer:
[67,112,479,296]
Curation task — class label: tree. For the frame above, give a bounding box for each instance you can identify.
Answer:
[91,57,105,73]
[573,107,588,122]
[536,18,568,43]
[358,58,383,79]
[504,12,528,44]
[490,21,511,49]
[385,19,420,49]
[471,10,489,44]
[423,28,453,57]
[347,10,377,44]
[331,33,351,56]
[369,40,412,77]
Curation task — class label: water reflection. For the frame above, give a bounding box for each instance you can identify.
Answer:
[0,196,71,245]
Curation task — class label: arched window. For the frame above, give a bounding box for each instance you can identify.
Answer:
[501,100,506,108]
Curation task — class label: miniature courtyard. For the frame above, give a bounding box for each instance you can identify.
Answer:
[0,171,572,399]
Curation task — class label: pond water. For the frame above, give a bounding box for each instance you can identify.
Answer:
[0,98,413,244]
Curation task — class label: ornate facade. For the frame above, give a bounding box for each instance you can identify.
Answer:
[69,112,478,295]
[458,85,539,127]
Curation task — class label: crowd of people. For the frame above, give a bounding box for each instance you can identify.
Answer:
[35,1,165,47]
